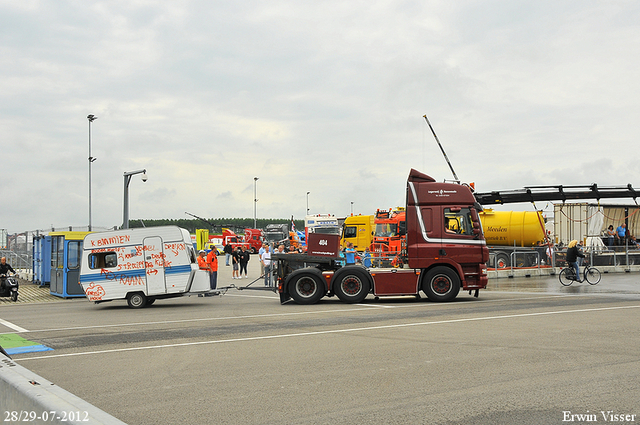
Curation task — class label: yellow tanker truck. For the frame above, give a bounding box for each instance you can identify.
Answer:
[479,209,548,268]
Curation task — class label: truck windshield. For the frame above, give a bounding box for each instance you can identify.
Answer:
[376,223,398,237]
[265,232,285,243]
[312,227,341,235]
[444,208,474,235]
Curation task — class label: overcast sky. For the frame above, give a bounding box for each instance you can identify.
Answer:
[2,1,639,233]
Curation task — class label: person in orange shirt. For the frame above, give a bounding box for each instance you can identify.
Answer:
[197,250,210,272]
[206,248,218,290]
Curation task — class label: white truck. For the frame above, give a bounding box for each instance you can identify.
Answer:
[79,226,216,308]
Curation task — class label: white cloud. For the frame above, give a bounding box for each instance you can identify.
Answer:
[1,0,640,233]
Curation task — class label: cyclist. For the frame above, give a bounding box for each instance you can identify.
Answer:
[566,240,585,282]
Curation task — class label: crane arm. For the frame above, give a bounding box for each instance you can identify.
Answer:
[474,184,639,205]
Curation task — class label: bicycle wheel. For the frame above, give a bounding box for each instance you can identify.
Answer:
[559,268,574,286]
[584,267,601,285]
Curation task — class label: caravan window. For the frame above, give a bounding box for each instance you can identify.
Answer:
[88,252,118,269]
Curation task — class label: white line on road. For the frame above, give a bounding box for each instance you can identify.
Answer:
[0,318,29,333]
[355,303,395,308]
[16,303,640,362]
[0,293,576,335]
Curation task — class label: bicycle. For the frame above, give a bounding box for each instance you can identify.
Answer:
[559,264,601,286]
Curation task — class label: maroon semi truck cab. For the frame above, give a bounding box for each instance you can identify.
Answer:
[406,169,489,297]
[275,169,488,305]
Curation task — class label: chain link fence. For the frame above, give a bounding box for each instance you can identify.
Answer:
[1,226,114,278]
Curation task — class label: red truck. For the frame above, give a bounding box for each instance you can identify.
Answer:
[210,229,250,252]
[273,169,489,304]
[243,228,264,254]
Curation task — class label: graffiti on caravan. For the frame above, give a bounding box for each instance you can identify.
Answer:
[100,268,145,286]
[90,235,131,247]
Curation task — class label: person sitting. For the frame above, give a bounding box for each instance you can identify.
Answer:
[0,257,16,290]
[444,218,456,234]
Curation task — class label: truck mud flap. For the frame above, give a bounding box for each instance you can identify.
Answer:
[279,292,291,304]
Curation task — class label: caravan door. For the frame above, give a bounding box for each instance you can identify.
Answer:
[144,236,167,295]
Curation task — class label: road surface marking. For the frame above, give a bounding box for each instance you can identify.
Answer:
[2,294,575,335]
[16,303,640,361]
[0,318,29,333]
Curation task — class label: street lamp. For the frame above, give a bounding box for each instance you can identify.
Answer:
[254,177,259,228]
[306,192,310,215]
[87,114,97,231]
[122,169,147,229]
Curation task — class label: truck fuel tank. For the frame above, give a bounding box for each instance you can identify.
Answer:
[479,210,546,247]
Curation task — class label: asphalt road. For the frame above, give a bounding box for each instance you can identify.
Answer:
[2,262,640,425]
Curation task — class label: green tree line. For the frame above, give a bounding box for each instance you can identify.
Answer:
[128,218,305,234]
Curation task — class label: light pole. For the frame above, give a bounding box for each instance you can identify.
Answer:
[306,192,310,215]
[253,177,259,228]
[122,169,147,229]
[87,114,97,231]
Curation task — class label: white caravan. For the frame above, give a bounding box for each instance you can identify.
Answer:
[79,226,213,308]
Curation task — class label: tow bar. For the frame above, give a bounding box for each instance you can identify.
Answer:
[236,275,277,293]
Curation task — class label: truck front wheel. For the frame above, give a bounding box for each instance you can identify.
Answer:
[422,267,460,302]
[288,272,324,305]
[127,292,148,308]
[333,268,370,303]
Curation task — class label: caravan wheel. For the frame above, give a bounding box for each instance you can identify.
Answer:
[127,292,148,308]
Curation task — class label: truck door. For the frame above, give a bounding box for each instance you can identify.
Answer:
[441,207,484,264]
[144,236,167,295]
[406,206,442,268]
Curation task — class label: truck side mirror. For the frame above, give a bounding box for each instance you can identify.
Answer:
[399,221,406,236]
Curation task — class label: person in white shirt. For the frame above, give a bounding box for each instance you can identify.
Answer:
[261,245,272,287]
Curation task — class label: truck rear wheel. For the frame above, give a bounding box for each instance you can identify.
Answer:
[422,267,460,302]
[127,292,148,308]
[333,267,370,303]
[288,271,324,305]
[495,253,509,269]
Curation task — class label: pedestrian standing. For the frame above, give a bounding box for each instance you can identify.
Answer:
[345,242,356,265]
[261,245,272,286]
[232,246,240,279]
[363,248,372,268]
[224,243,233,266]
[239,245,250,278]
[206,248,218,291]
[258,242,267,277]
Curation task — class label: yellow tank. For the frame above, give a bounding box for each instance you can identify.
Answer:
[479,210,546,247]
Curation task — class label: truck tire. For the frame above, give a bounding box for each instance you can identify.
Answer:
[422,267,460,302]
[495,253,509,269]
[287,271,325,305]
[127,292,148,308]
[333,267,370,304]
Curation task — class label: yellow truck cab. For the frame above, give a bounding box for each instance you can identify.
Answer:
[340,214,374,251]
